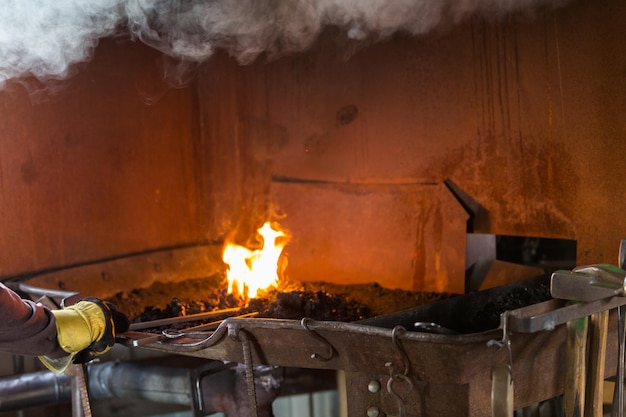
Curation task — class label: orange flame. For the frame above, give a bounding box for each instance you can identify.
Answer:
[222,222,286,299]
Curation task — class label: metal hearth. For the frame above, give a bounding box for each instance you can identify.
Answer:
[7,245,626,416]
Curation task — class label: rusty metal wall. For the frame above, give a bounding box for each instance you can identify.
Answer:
[0,0,624,294]
[197,0,626,291]
[0,41,206,278]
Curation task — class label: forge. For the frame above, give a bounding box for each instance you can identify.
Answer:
[1,0,626,416]
[4,240,616,417]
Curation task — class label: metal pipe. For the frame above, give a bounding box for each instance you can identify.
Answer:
[88,361,192,405]
[0,361,283,416]
[0,361,192,412]
[0,368,71,410]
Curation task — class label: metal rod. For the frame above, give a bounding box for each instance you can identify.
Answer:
[67,364,93,417]
[181,312,259,333]
[585,310,609,417]
[507,297,626,334]
[128,307,243,331]
[17,282,79,300]
[563,316,588,417]
[124,312,259,347]
[612,306,626,417]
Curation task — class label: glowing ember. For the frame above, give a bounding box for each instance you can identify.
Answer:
[222,222,286,299]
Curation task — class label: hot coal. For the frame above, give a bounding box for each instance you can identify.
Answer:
[106,275,450,328]
[250,289,373,321]
[467,281,552,332]
[359,275,553,334]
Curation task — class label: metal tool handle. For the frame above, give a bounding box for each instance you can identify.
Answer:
[573,264,626,293]
[551,271,622,303]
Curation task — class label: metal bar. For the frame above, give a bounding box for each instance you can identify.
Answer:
[128,307,243,331]
[182,312,259,333]
[612,306,626,417]
[507,297,626,334]
[65,364,91,417]
[562,316,588,417]
[585,310,609,417]
[121,312,260,347]
[16,282,79,300]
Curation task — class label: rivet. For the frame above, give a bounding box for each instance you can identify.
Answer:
[368,380,381,393]
[367,406,380,417]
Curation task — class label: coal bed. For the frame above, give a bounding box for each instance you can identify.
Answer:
[105,273,552,334]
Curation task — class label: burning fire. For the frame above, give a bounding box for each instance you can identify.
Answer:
[222,222,286,299]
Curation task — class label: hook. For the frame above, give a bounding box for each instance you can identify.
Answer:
[386,327,413,417]
[391,325,411,376]
[301,318,335,361]
[387,373,413,417]
[487,311,514,378]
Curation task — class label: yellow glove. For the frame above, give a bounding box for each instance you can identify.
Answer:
[40,298,129,373]
[52,300,108,354]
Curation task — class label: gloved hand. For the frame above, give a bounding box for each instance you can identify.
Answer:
[40,298,129,373]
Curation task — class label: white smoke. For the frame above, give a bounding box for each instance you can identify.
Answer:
[0,0,570,89]
[0,0,121,85]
